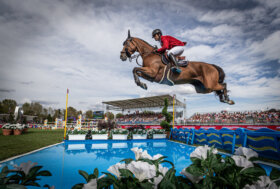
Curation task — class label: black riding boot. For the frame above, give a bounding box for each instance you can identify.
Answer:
[168,53,182,73]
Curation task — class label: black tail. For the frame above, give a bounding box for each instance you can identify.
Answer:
[212,64,225,83]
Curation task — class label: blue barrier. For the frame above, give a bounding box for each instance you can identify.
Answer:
[170,128,280,160]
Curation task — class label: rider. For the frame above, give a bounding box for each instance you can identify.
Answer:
[152,29,186,73]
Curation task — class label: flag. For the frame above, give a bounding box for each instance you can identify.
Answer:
[67,88,69,94]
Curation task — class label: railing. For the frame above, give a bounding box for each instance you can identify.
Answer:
[170,128,280,160]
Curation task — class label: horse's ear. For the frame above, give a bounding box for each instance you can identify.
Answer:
[128,30,131,38]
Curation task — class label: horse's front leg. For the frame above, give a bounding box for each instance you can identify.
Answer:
[133,67,148,90]
[133,67,157,90]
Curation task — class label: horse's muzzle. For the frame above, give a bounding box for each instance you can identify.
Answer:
[120,54,127,61]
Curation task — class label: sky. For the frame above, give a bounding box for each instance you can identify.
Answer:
[0,0,280,118]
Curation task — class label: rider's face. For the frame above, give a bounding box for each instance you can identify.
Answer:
[153,34,160,41]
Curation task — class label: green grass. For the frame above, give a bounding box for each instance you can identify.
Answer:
[0,128,64,161]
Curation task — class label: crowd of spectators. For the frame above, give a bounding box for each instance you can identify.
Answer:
[187,110,280,124]
[115,110,279,125]
[116,112,165,124]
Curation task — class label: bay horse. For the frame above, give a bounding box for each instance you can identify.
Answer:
[120,30,234,105]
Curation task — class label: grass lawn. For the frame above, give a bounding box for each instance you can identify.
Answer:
[0,128,64,161]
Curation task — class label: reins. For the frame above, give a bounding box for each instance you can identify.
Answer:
[129,39,161,66]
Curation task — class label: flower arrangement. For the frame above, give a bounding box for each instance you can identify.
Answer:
[2,124,11,129]
[151,129,165,134]
[2,124,25,135]
[73,147,172,189]
[71,146,280,189]
[132,129,147,135]
[111,129,129,135]
[69,129,87,135]
[92,129,107,135]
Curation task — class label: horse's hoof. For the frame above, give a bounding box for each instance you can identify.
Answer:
[228,100,235,105]
[140,83,147,90]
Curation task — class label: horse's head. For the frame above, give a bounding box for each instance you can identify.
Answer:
[120,30,138,61]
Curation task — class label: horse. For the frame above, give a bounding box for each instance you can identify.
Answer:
[120,30,234,105]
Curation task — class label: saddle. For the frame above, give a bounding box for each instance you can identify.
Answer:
[161,52,188,67]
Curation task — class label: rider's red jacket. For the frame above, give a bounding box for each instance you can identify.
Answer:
[156,35,186,53]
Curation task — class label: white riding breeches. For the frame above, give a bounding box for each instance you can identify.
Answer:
[167,46,184,57]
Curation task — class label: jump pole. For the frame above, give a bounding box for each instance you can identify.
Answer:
[63,88,69,140]
[172,94,176,129]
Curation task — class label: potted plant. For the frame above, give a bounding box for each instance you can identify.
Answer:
[152,129,166,139]
[132,129,147,139]
[13,124,24,135]
[160,98,172,138]
[2,124,13,136]
[91,129,108,140]
[111,129,129,140]
[23,124,29,133]
[68,129,87,140]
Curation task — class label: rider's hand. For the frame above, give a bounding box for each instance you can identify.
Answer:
[153,49,158,53]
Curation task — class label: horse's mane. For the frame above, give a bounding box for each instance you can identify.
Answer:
[133,37,154,49]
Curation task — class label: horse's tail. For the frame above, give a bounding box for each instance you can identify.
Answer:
[212,64,225,84]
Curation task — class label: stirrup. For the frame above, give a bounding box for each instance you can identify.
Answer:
[171,67,181,74]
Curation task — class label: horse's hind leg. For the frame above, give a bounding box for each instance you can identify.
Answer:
[213,83,234,105]
[221,83,235,105]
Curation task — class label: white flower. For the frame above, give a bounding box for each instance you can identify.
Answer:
[152,154,163,160]
[131,147,160,160]
[107,163,126,179]
[82,179,97,189]
[131,147,143,160]
[140,150,153,160]
[243,176,278,189]
[231,155,254,169]
[158,164,169,175]
[235,147,258,160]
[13,161,38,175]
[190,145,217,160]
[180,168,203,184]
[127,161,156,182]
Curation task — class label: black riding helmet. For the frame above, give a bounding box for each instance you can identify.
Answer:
[152,29,162,38]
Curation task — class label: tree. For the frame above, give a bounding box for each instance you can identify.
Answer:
[77,110,83,115]
[8,113,15,123]
[116,113,124,118]
[0,101,3,113]
[105,112,114,120]
[47,114,53,122]
[85,110,93,119]
[67,107,78,118]
[53,109,62,119]
[160,98,173,131]
[32,102,43,116]
[22,102,33,115]
[1,99,17,114]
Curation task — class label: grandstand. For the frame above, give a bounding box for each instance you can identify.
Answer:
[102,94,186,124]
[102,95,279,131]
[103,94,185,111]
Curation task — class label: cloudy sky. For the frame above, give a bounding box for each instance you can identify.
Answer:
[0,0,280,118]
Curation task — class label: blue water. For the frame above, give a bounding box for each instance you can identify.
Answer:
[0,140,195,189]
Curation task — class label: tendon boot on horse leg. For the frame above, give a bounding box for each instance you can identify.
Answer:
[169,53,182,74]
[216,90,225,103]
[222,83,235,105]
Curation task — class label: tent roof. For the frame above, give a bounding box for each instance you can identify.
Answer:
[102,95,185,111]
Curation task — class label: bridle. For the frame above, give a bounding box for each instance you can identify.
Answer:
[121,38,160,66]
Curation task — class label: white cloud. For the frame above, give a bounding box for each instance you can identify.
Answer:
[248,31,280,61]
[0,0,279,117]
